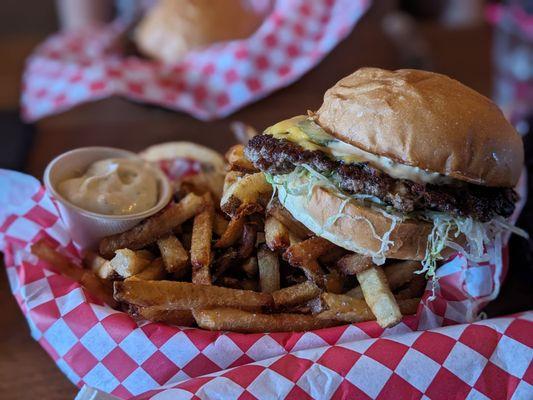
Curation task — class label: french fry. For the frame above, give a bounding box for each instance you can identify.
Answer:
[317,293,420,322]
[114,280,273,311]
[396,298,420,315]
[241,256,258,278]
[336,253,374,275]
[257,246,280,293]
[220,172,272,218]
[317,293,375,323]
[129,305,195,326]
[225,144,258,173]
[356,266,402,328]
[31,241,116,307]
[267,198,312,239]
[395,275,427,300]
[214,216,245,248]
[384,260,422,289]
[157,235,188,274]
[264,216,290,251]
[237,223,258,259]
[344,285,364,299]
[212,250,239,281]
[31,241,84,281]
[193,308,340,333]
[223,171,244,194]
[84,251,115,279]
[283,237,336,287]
[80,272,118,308]
[325,270,344,294]
[191,194,215,285]
[346,260,424,299]
[318,247,348,266]
[99,193,204,258]
[110,249,153,278]
[128,258,166,281]
[272,281,320,308]
[284,236,338,263]
[213,213,229,237]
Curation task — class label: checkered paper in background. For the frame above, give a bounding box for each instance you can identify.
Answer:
[1,166,531,400]
[20,0,371,122]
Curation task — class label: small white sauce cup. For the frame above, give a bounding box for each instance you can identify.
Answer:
[44,147,172,250]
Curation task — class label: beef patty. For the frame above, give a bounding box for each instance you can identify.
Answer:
[245,134,517,222]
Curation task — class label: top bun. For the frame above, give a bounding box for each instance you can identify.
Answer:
[316,68,523,187]
[135,0,265,64]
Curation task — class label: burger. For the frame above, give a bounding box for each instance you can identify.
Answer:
[244,68,526,281]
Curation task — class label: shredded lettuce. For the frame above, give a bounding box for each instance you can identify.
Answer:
[268,165,528,297]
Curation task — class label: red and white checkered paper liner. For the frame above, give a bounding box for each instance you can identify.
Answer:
[1,167,531,399]
[21,0,370,122]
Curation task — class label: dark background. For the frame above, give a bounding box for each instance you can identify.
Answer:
[0,1,531,399]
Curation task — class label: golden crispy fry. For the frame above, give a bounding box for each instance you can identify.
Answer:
[317,293,419,322]
[241,256,258,278]
[272,281,320,308]
[395,275,427,300]
[240,279,258,292]
[344,285,364,299]
[237,223,257,259]
[336,253,374,275]
[31,241,116,307]
[356,266,402,328]
[264,216,290,251]
[318,247,348,266]
[257,246,280,293]
[84,251,115,280]
[317,293,375,323]
[213,213,229,237]
[193,308,340,333]
[396,298,420,315]
[223,171,244,194]
[212,249,239,281]
[214,216,245,248]
[128,258,166,281]
[129,305,195,326]
[80,272,118,307]
[346,260,424,299]
[114,280,273,311]
[284,236,338,263]
[157,235,188,274]
[99,193,204,258]
[31,241,84,281]
[325,270,344,294]
[110,249,153,278]
[384,260,422,289]
[220,172,272,218]
[191,194,215,285]
[225,144,258,173]
[267,198,312,239]
[283,237,336,287]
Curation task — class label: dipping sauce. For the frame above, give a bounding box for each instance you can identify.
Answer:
[58,158,159,215]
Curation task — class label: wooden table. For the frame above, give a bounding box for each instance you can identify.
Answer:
[2,4,531,399]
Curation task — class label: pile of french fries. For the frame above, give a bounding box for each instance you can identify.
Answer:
[31,145,426,332]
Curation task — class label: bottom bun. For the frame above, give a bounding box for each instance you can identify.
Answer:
[277,184,433,263]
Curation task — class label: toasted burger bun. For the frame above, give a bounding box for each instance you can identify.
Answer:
[135,0,265,64]
[316,68,523,187]
[278,182,434,262]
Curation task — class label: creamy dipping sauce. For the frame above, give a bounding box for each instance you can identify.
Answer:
[58,158,159,215]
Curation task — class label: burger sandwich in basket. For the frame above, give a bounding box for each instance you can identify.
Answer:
[238,67,525,324]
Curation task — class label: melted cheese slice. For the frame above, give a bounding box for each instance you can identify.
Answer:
[265,116,452,185]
